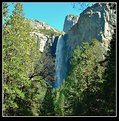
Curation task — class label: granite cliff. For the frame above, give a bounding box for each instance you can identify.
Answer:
[63,14,79,33]
[54,2,116,87]
[26,19,61,52]
[64,3,116,60]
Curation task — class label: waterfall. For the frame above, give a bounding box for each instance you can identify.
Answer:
[53,35,66,88]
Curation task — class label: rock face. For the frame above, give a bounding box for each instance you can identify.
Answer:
[54,3,116,88]
[64,3,116,62]
[31,32,48,52]
[26,19,61,53]
[63,15,79,32]
[27,19,59,32]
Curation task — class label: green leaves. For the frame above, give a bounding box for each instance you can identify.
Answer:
[38,28,61,36]
[3,3,46,116]
[52,39,109,116]
[2,3,9,19]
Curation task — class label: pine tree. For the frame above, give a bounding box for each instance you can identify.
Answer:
[2,3,9,18]
[102,32,116,115]
[3,3,43,116]
[40,87,55,116]
[56,39,106,116]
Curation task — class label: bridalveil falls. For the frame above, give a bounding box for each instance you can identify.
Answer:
[53,35,67,88]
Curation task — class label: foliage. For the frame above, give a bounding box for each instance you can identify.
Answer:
[52,85,65,116]
[102,33,116,115]
[40,87,55,116]
[26,76,47,116]
[2,3,9,18]
[3,3,46,116]
[38,28,61,36]
[53,38,116,116]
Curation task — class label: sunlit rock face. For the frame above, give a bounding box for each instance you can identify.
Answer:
[53,3,116,88]
[26,19,59,32]
[31,32,48,52]
[26,18,61,53]
[65,3,116,62]
[63,14,79,33]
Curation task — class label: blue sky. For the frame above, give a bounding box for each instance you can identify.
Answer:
[7,2,95,31]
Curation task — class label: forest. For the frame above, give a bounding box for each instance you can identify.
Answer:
[2,3,116,116]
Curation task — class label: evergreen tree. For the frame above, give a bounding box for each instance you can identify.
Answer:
[102,32,116,115]
[2,3,9,18]
[3,3,44,116]
[54,39,106,116]
[40,87,55,116]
